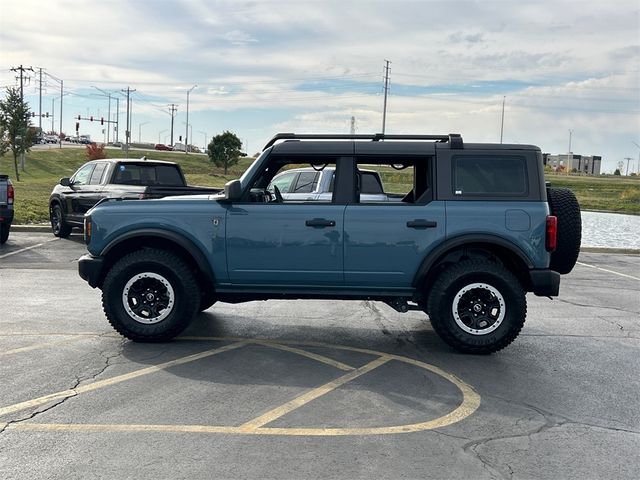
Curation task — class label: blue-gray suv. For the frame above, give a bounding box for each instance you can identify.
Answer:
[78,133,581,353]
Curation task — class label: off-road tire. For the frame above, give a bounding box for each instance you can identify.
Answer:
[102,248,201,342]
[50,204,72,238]
[547,187,581,274]
[426,260,527,354]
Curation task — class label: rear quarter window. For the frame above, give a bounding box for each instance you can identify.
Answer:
[453,156,528,196]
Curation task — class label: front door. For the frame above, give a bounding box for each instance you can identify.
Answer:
[225,203,345,286]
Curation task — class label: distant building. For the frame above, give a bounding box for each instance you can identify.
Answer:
[543,153,602,175]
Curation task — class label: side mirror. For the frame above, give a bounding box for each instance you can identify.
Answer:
[224,179,242,201]
[60,177,71,187]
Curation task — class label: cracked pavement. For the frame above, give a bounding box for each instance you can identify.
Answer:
[0,233,639,480]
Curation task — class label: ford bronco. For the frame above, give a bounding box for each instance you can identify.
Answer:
[78,133,581,353]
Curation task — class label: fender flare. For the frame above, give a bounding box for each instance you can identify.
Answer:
[101,228,215,284]
[412,234,534,288]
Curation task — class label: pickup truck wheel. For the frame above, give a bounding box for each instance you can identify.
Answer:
[0,222,9,244]
[426,260,527,354]
[547,187,581,274]
[50,204,72,238]
[102,249,201,342]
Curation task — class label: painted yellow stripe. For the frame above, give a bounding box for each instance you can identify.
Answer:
[251,340,355,371]
[239,356,391,431]
[576,261,640,281]
[1,337,84,356]
[0,341,247,418]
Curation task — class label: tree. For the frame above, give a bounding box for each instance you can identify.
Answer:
[207,131,242,175]
[0,87,34,181]
[614,169,621,176]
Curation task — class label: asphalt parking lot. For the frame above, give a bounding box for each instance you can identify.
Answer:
[1,232,639,480]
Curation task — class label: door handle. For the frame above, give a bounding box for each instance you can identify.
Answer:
[305,218,336,227]
[407,219,437,229]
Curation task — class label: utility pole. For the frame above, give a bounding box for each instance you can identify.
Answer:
[38,67,43,133]
[382,60,391,135]
[11,65,34,171]
[121,87,136,156]
[114,97,119,143]
[185,85,197,154]
[350,116,356,135]
[168,104,178,147]
[500,96,506,143]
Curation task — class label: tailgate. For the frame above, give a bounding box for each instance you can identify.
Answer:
[0,177,7,206]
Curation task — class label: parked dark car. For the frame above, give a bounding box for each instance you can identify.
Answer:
[49,158,220,237]
[0,174,14,244]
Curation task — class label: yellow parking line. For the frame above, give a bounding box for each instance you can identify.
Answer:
[250,340,355,371]
[1,337,85,356]
[239,356,391,431]
[0,341,247,418]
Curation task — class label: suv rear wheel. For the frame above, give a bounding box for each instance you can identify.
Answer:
[102,248,201,342]
[426,260,526,354]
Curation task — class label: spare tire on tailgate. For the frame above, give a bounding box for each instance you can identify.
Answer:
[547,187,581,274]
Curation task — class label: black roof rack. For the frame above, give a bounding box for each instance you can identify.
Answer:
[262,133,463,151]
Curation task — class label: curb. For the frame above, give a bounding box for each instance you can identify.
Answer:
[11,224,52,233]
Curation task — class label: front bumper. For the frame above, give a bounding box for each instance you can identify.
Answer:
[78,254,105,288]
[530,269,560,297]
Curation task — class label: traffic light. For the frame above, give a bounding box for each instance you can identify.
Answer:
[31,112,35,117]
[179,135,182,141]
[77,115,81,120]
[90,116,93,122]
[75,122,79,132]
[45,112,49,118]
[100,117,104,125]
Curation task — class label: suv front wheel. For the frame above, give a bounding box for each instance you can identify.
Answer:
[102,248,201,342]
[426,260,526,354]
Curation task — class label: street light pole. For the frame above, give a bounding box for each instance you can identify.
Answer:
[185,85,197,153]
[138,122,149,143]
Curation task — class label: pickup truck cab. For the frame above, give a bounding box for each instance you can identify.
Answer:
[0,175,14,244]
[79,133,581,354]
[49,158,219,237]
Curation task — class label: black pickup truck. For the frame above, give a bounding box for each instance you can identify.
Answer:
[49,158,220,237]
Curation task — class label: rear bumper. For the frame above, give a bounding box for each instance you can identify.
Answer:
[0,206,13,224]
[530,269,560,297]
[78,254,104,288]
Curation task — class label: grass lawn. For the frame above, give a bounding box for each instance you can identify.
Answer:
[1,147,638,224]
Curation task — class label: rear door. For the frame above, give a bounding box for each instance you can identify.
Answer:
[343,145,444,288]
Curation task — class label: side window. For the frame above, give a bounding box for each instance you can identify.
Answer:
[89,163,108,185]
[453,156,527,196]
[354,156,430,204]
[292,171,319,193]
[72,164,95,186]
[268,171,296,193]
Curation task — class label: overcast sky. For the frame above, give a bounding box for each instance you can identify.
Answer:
[1,0,638,172]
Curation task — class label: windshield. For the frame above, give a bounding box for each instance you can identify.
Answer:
[239,149,271,189]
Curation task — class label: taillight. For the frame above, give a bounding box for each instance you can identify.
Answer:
[546,215,557,252]
[7,184,14,205]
